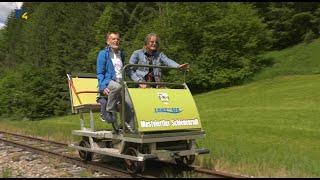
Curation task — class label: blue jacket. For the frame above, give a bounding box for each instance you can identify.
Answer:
[129,49,179,82]
[96,47,125,93]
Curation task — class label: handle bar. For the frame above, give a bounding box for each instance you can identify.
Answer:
[122,64,188,84]
[122,64,188,86]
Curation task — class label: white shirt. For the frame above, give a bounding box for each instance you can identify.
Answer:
[110,49,123,81]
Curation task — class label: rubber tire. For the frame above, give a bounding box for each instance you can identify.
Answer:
[124,147,145,174]
[78,140,93,161]
[175,155,195,166]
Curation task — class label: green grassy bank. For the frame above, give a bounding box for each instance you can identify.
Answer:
[196,74,320,177]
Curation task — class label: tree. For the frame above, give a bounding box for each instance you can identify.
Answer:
[0,2,105,119]
[128,2,273,91]
[252,2,320,49]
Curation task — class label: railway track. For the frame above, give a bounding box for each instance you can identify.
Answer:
[0,130,244,178]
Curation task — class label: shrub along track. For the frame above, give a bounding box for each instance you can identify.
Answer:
[0,130,244,178]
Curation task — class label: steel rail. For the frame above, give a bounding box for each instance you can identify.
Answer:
[0,130,67,146]
[0,130,244,178]
[0,131,148,178]
[192,165,247,178]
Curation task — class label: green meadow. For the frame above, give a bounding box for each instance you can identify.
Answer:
[0,114,111,143]
[196,75,320,177]
[252,38,320,81]
[1,39,320,177]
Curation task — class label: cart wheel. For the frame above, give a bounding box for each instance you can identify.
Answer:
[124,147,145,174]
[175,155,195,166]
[78,140,93,161]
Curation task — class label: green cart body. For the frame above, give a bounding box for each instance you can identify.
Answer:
[67,64,209,173]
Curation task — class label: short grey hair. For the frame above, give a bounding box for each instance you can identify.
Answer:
[106,31,120,39]
[144,33,160,46]
[105,31,120,45]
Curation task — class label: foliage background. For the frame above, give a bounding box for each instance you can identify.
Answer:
[0,2,319,120]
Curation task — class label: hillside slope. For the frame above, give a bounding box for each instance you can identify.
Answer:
[252,38,320,81]
[195,74,320,177]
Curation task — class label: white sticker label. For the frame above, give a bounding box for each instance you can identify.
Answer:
[140,119,199,128]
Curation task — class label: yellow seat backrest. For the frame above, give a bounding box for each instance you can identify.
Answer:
[67,74,100,113]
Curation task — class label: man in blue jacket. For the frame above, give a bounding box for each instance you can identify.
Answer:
[96,31,125,132]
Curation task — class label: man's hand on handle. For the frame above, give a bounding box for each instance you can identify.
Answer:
[103,88,110,96]
[139,83,147,88]
[178,63,189,70]
[136,64,189,89]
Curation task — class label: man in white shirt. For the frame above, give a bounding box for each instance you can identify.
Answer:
[96,32,125,133]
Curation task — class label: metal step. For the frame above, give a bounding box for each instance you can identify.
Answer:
[70,144,157,161]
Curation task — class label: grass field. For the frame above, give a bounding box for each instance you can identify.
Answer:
[252,38,320,81]
[196,74,320,177]
[0,113,112,143]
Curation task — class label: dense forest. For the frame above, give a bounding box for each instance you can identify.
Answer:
[0,2,319,120]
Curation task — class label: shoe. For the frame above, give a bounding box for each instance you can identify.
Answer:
[112,128,123,134]
[125,122,134,133]
[100,113,106,122]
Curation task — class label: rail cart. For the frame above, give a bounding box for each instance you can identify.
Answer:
[67,64,209,173]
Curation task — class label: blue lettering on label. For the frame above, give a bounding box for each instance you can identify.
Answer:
[154,108,183,114]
